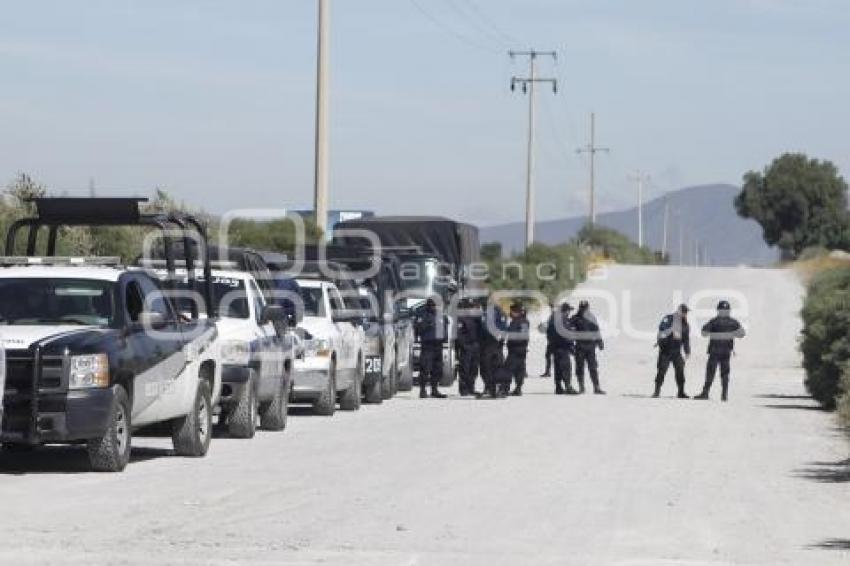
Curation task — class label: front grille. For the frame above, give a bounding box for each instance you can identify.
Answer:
[2,348,66,442]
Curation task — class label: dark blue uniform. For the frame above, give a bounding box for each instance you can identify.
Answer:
[654,312,690,398]
[480,303,509,397]
[570,307,605,394]
[415,304,449,397]
[505,311,530,394]
[455,311,483,396]
[548,310,577,394]
[697,315,745,400]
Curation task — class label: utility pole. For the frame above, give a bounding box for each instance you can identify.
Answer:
[662,196,670,259]
[313,0,330,235]
[510,50,557,249]
[577,112,609,226]
[678,217,685,267]
[629,171,650,248]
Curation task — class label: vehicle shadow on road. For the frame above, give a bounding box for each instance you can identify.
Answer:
[754,394,814,401]
[795,459,850,483]
[0,445,172,475]
[808,539,850,550]
[760,403,829,412]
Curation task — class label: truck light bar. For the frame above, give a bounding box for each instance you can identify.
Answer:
[0,256,123,267]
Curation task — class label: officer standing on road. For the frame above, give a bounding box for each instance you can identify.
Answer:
[653,304,691,399]
[455,297,483,397]
[540,302,555,378]
[414,298,448,399]
[549,302,579,395]
[695,300,746,402]
[506,301,530,396]
[479,297,509,398]
[570,300,606,395]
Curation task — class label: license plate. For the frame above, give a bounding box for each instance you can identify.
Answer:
[365,356,382,376]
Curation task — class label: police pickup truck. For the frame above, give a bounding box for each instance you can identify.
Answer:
[0,258,221,472]
[0,196,224,472]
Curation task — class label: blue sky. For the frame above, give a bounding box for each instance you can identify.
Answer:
[0,0,847,226]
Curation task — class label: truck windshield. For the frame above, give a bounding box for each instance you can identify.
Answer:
[0,278,115,326]
[397,258,452,299]
[298,287,326,317]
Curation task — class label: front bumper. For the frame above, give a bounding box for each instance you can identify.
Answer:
[292,357,331,400]
[1,388,116,445]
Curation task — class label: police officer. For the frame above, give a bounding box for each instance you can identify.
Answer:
[455,297,483,397]
[570,300,606,395]
[695,300,746,402]
[479,297,509,398]
[653,304,690,399]
[414,297,448,399]
[506,301,530,396]
[540,302,555,377]
[549,302,579,395]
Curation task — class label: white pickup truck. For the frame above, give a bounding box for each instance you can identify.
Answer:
[166,269,293,439]
[292,278,365,416]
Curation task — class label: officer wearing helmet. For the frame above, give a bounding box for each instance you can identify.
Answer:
[695,300,746,401]
[414,297,449,399]
[653,304,691,398]
[479,295,509,398]
[570,300,606,395]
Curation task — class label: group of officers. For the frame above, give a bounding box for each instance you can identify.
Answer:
[414,295,747,401]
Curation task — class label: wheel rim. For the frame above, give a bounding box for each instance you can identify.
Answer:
[198,395,209,443]
[115,404,129,455]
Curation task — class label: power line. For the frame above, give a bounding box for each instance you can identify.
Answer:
[442,0,510,50]
[409,0,501,53]
[457,0,523,47]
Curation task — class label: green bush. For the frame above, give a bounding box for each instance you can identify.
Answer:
[577,224,665,265]
[485,242,587,303]
[838,370,850,429]
[800,265,850,409]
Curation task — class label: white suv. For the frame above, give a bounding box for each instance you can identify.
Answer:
[292,278,365,416]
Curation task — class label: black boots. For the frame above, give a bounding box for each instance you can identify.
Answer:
[578,381,586,394]
[652,384,661,398]
[677,389,690,399]
[431,387,447,399]
[510,386,523,397]
[421,387,447,399]
[594,387,607,395]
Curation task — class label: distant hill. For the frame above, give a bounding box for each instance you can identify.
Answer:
[478,184,778,267]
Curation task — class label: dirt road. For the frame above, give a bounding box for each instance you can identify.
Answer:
[1,265,849,565]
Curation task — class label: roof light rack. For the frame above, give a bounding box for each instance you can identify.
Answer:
[137,258,239,270]
[0,256,123,267]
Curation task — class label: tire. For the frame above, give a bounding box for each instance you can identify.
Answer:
[398,348,414,392]
[1,443,36,453]
[228,371,257,439]
[260,369,290,431]
[87,384,132,473]
[365,361,384,405]
[381,357,396,400]
[340,359,362,411]
[172,380,213,457]
[313,361,336,416]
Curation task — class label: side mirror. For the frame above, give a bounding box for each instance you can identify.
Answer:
[261,304,286,324]
[136,311,167,329]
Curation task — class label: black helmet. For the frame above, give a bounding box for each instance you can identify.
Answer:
[679,303,689,314]
[425,297,437,309]
[717,300,731,311]
[510,301,524,313]
[578,300,590,310]
[560,302,574,313]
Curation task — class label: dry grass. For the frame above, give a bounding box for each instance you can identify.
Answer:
[791,256,850,285]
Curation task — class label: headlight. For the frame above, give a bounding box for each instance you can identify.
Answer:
[69,354,110,390]
[305,338,331,358]
[221,340,252,365]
